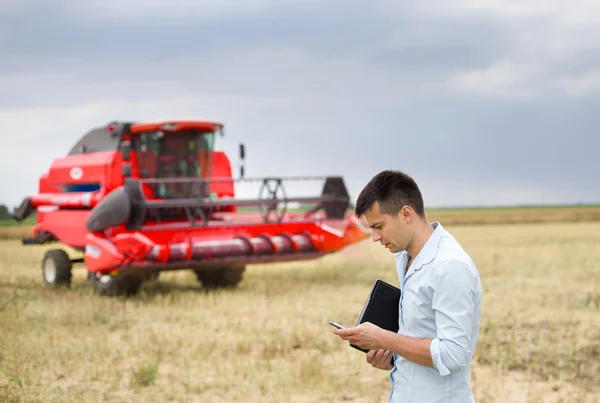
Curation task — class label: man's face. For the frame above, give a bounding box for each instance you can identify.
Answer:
[363,201,413,254]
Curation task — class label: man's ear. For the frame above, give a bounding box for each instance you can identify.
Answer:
[400,205,414,223]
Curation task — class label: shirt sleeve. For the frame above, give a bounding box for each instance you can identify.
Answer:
[429,259,479,376]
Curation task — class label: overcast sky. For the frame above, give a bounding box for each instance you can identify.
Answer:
[1,0,599,209]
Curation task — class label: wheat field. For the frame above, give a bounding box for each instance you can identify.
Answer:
[1,221,599,402]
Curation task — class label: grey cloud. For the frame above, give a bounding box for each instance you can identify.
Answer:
[2,1,515,76]
[1,0,595,101]
[1,1,599,208]
[2,1,393,62]
[1,92,599,208]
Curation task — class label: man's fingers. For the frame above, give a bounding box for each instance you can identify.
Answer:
[333,327,360,343]
[373,349,387,367]
[375,350,393,369]
[383,350,394,369]
[371,349,382,365]
[366,350,377,366]
[335,333,354,342]
[366,349,384,368]
[365,348,394,370]
[333,327,356,337]
[382,350,393,367]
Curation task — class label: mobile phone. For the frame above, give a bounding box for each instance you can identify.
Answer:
[328,320,345,329]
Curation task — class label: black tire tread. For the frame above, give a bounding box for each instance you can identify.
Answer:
[91,273,143,297]
[194,265,245,289]
[42,249,72,287]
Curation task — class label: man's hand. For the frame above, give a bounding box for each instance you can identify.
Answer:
[332,322,385,351]
[367,349,394,370]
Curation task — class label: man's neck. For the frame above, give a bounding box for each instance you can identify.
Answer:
[406,219,435,263]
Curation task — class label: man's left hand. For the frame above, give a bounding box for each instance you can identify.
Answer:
[333,322,385,351]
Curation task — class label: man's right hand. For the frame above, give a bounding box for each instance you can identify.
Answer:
[366,349,394,370]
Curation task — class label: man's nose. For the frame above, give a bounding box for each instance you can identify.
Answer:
[372,231,381,242]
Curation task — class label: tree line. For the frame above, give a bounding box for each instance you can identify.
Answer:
[0,204,26,221]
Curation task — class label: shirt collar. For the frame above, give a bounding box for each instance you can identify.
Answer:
[401,221,444,279]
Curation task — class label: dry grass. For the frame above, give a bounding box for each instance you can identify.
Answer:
[0,226,34,241]
[427,205,600,225]
[0,221,599,402]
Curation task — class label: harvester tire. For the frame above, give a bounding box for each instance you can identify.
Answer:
[91,272,144,297]
[194,265,245,289]
[143,271,160,282]
[42,249,72,287]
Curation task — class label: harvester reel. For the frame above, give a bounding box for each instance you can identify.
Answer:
[321,177,350,219]
[258,178,288,223]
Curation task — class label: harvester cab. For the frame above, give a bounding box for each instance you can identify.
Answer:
[13,120,370,297]
[128,122,225,199]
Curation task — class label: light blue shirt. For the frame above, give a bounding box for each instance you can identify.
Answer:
[389,222,482,403]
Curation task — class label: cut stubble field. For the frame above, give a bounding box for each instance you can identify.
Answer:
[1,221,599,402]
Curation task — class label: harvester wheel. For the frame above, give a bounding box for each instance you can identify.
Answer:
[90,272,144,297]
[42,249,72,287]
[194,265,245,289]
[143,271,160,282]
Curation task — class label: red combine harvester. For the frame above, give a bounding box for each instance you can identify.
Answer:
[12,120,370,296]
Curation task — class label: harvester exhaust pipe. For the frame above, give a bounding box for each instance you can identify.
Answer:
[239,142,246,178]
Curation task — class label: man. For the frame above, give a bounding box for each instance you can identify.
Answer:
[333,170,482,403]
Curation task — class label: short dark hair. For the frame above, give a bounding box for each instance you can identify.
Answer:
[355,170,425,218]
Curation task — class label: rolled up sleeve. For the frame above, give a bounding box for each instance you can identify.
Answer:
[430,259,478,376]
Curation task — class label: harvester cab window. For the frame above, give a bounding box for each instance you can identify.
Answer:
[133,130,215,198]
[136,132,161,178]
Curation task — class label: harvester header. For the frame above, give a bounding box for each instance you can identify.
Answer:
[13,119,369,296]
